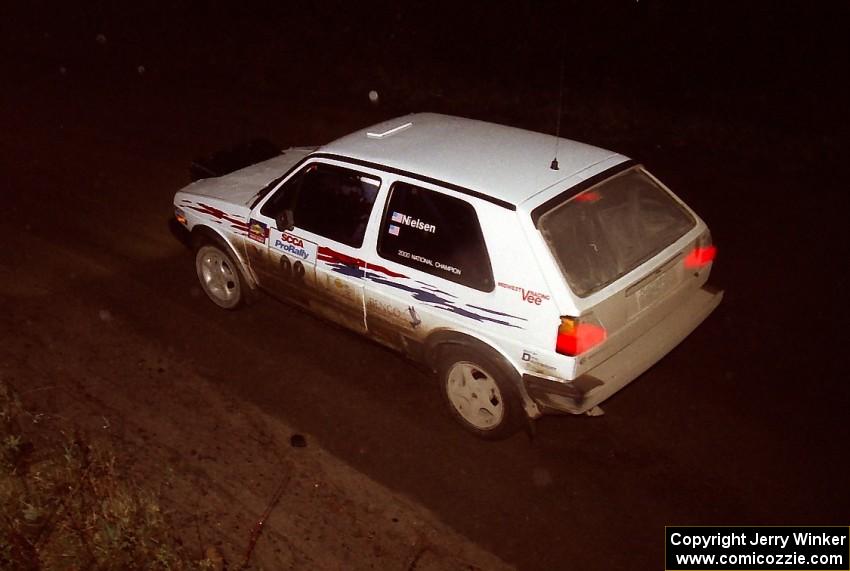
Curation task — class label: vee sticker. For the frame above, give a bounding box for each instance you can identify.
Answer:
[520,289,548,305]
[498,282,550,305]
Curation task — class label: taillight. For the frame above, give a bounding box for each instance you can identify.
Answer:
[556,315,607,357]
[684,231,716,270]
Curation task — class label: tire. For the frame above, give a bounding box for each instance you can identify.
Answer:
[194,242,250,309]
[437,346,525,440]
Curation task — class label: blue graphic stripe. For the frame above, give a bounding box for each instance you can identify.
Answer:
[466,304,527,321]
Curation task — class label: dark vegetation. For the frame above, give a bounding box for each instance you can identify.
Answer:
[1,381,214,569]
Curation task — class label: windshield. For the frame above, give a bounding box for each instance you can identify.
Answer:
[538,167,695,297]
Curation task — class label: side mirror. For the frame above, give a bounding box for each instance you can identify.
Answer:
[276,209,295,231]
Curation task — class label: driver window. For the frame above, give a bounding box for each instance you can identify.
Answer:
[261,163,381,248]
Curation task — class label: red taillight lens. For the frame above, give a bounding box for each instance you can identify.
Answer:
[684,245,716,269]
[556,316,607,357]
[684,230,716,270]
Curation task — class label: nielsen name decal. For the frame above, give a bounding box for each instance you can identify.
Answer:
[391,211,436,233]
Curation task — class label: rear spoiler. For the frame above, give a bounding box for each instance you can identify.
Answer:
[189,138,281,181]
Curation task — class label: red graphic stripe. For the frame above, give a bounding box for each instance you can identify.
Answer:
[318,246,406,279]
[186,202,250,230]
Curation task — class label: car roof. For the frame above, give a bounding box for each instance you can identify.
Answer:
[318,113,628,207]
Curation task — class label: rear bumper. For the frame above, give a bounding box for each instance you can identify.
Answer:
[524,284,723,414]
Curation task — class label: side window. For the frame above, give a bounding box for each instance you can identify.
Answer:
[261,163,380,248]
[260,168,305,220]
[377,181,494,291]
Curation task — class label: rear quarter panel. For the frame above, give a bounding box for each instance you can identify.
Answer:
[358,176,561,375]
[473,201,563,374]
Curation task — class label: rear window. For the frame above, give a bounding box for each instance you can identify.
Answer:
[538,167,695,297]
[377,181,494,291]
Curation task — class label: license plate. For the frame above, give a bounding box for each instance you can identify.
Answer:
[635,271,672,312]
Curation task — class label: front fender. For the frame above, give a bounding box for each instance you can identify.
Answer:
[190,225,259,290]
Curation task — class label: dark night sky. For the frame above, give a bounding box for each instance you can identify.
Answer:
[6,2,848,130]
[3,2,848,203]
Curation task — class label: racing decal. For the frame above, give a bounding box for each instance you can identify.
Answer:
[366,299,422,329]
[390,211,436,233]
[366,275,525,329]
[318,246,406,279]
[396,249,461,277]
[319,248,365,279]
[182,201,250,234]
[521,349,558,375]
[279,256,307,283]
[497,282,550,306]
[435,262,461,276]
[408,306,422,328]
[270,229,317,262]
[316,246,524,329]
[466,305,528,320]
[414,281,457,298]
[248,219,268,244]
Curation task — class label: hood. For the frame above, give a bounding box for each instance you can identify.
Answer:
[183,147,315,207]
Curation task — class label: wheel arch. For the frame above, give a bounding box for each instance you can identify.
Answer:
[424,329,517,373]
[424,328,541,420]
[190,225,258,289]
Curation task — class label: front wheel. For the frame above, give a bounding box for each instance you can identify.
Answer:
[438,347,524,440]
[194,243,249,309]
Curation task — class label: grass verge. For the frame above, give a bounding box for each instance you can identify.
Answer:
[0,379,216,570]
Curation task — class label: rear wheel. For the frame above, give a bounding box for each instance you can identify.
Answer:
[437,346,524,440]
[194,243,248,309]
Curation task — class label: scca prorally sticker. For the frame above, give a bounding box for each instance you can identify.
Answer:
[270,229,317,262]
[498,282,550,306]
[391,211,436,233]
[248,219,268,244]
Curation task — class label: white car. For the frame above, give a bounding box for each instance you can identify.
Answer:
[174,113,722,439]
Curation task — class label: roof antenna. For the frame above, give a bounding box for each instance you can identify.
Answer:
[550,34,566,171]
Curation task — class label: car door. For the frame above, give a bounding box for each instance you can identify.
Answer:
[247,160,382,334]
